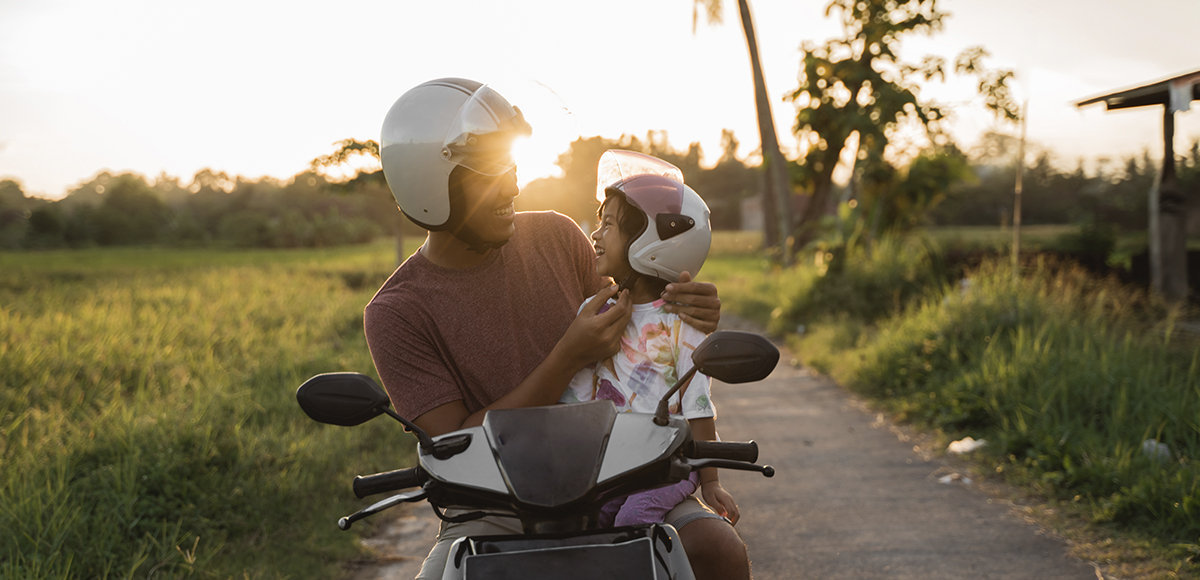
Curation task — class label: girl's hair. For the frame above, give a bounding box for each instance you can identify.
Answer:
[599,192,670,295]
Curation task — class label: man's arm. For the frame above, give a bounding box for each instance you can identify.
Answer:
[413,285,633,436]
[661,271,721,333]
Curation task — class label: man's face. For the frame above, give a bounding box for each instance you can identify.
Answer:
[448,167,519,248]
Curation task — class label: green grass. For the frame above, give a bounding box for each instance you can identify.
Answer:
[704,230,1200,576]
[0,240,417,578]
[924,224,1076,252]
[6,229,1198,577]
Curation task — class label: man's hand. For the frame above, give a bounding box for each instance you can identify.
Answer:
[558,284,632,368]
[661,271,721,333]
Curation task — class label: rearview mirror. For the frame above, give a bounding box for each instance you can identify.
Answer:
[296,372,391,426]
[692,331,779,384]
[654,330,780,425]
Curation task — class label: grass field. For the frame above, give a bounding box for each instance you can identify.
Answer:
[1,240,417,578]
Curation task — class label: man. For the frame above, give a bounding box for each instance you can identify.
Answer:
[364,77,750,579]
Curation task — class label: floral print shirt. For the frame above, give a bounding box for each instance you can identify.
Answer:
[561,298,714,419]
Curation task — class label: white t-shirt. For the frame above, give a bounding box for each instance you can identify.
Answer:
[561,297,714,419]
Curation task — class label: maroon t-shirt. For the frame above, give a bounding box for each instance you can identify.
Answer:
[364,211,605,420]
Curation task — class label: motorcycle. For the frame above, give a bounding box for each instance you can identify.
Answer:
[296,330,780,579]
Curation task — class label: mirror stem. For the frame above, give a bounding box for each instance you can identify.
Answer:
[654,366,698,426]
[383,407,437,451]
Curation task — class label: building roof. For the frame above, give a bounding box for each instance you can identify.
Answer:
[1075,68,1200,111]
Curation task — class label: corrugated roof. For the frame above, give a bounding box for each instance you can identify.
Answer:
[1075,68,1200,111]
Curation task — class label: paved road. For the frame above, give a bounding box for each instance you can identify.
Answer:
[715,357,1097,579]
[351,336,1100,579]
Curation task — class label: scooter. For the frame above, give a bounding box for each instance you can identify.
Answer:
[296,330,780,579]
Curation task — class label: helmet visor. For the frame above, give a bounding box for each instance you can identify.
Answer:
[596,150,684,202]
[442,85,532,176]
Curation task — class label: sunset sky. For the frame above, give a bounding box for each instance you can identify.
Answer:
[1,0,1197,199]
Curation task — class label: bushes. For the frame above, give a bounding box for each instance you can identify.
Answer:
[705,232,1200,569]
[737,235,951,336]
[838,257,1200,546]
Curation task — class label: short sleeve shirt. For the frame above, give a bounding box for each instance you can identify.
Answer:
[561,297,714,420]
[364,211,605,419]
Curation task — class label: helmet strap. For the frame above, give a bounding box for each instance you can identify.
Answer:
[615,271,640,294]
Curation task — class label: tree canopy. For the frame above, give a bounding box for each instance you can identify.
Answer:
[788,0,1020,247]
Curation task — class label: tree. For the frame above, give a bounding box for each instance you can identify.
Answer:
[693,0,794,264]
[861,144,972,237]
[308,139,406,262]
[695,130,758,230]
[27,204,67,248]
[788,0,1018,250]
[0,179,30,249]
[93,174,172,245]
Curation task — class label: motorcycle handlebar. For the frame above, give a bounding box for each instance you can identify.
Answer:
[684,440,759,463]
[353,466,427,499]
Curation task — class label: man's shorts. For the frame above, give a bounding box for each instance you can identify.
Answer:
[414,496,724,579]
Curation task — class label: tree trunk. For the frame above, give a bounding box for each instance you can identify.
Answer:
[737,0,792,265]
[793,142,845,250]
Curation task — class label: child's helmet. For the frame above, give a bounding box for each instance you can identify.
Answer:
[597,150,712,282]
[380,78,531,231]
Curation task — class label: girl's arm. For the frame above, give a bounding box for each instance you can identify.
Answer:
[688,416,741,525]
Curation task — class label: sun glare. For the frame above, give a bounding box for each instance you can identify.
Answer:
[511,135,563,187]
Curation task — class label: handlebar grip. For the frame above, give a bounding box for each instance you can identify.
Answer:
[685,440,758,463]
[353,466,426,499]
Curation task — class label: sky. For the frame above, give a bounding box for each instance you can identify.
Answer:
[1,0,1198,200]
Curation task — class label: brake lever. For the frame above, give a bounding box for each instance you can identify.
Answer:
[685,458,775,478]
[338,488,428,530]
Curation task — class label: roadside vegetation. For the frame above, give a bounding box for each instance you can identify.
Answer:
[706,230,1200,578]
[0,241,414,578]
[3,229,1198,577]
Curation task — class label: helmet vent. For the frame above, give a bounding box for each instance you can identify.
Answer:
[656,213,696,241]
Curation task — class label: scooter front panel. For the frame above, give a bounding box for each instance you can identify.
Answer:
[421,427,508,494]
[597,414,685,483]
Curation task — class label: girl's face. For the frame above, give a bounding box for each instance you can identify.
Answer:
[591,198,634,280]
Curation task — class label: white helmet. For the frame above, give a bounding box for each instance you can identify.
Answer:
[380,78,531,230]
[597,150,712,282]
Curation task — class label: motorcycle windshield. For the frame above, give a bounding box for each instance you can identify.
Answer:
[442,85,532,176]
[483,401,617,508]
[595,149,684,202]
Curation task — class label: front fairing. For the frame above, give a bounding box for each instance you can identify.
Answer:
[418,401,689,516]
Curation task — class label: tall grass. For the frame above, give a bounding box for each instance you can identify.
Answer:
[0,241,414,578]
[849,259,1199,542]
[704,232,1200,572]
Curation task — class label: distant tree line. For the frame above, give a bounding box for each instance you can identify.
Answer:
[1,133,1196,251]
[0,168,406,250]
[932,133,1200,231]
[0,133,765,251]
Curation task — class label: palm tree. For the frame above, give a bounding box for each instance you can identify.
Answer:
[693,0,793,265]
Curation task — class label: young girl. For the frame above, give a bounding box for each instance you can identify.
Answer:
[560,151,738,528]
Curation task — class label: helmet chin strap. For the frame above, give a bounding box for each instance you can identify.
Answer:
[615,271,641,294]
